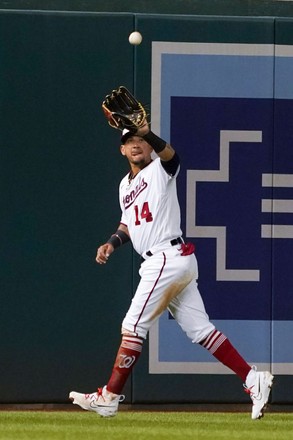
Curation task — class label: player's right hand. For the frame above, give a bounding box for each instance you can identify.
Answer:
[96,243,114,264]
[136,119,150,137]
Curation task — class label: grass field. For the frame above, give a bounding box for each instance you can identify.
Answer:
[0,411,292,440]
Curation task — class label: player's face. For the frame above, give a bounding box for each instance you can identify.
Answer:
[120,135,153,167]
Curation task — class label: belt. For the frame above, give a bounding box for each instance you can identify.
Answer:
[145,237,183,257]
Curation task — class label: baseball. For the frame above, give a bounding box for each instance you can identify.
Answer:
[129,31,142,45]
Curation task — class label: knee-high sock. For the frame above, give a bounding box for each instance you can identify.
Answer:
[200,329,251,382]
[106,335,143,395]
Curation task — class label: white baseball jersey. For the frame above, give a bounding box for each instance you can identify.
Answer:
[119,158,182,256]
[119,157,215,344]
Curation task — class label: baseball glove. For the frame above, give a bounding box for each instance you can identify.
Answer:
[102,86,147,132]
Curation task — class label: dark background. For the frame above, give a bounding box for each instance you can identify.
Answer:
[1,1,293,405]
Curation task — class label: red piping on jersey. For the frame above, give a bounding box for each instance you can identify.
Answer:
[134,252,167,334]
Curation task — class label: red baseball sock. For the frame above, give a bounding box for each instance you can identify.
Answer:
[106,335,143,395]
[200,329,251,382]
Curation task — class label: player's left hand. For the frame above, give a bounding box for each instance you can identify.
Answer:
[102,86,147,133]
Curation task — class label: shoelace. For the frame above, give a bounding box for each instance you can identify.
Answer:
[97,387,125,403]
[243,384,260,400]
[243,384,253,395]
[97,387,104,401]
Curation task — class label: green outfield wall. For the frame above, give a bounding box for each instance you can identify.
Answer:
[1,8,293,406]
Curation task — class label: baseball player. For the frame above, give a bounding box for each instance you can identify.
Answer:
[69,87,273,419]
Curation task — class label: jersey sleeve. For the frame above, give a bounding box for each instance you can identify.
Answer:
[120,211,127,226]
[119,175,128,226]
[160,152,180,177]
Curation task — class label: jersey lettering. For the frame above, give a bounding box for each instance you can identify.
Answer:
[123,177,148,209]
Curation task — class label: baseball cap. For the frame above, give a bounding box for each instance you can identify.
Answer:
[121,129,133,144]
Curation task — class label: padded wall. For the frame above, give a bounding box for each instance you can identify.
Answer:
[1,10,293,405]
[133,14,293,404]
[0,11,134,402]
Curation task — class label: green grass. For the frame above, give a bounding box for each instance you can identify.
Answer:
[0,411,292,440]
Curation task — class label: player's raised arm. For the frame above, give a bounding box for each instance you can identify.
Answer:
[102,85,176,163]
[135,122,180,177]
[136,123,176,162]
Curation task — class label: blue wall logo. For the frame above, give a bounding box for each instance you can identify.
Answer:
[149,42,293,375]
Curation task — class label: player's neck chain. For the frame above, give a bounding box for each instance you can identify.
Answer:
[128,171,139,185]
[128,160,153,185]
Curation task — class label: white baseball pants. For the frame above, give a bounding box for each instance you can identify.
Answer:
[122,244,215,342]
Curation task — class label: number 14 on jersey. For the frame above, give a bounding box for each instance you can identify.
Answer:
[134,202,153,225]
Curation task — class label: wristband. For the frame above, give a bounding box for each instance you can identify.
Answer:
[142,131,166,153]
[107,230,130,249]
